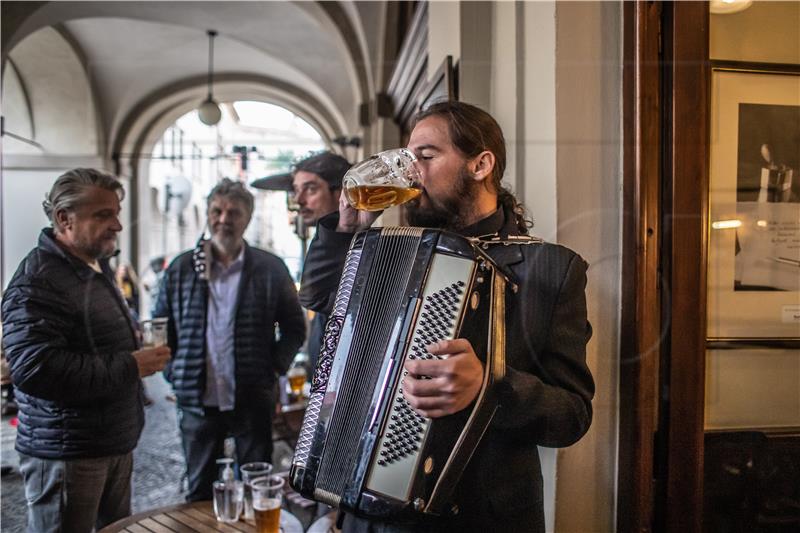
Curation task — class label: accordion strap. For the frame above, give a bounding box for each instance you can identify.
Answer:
[472,233,544,248]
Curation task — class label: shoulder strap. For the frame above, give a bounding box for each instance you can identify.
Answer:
[471,234,544,249]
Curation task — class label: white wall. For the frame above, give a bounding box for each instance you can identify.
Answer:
[554,2,621,532]
[1,170,58,287]
[522,1,558,242]
[1,27,107,289]
[428,1,460,79]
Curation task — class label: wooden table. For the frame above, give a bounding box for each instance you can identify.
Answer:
[99,501,304,532]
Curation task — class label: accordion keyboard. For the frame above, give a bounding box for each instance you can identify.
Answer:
[365,254,473,501]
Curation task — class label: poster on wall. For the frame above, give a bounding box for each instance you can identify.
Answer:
[708,65,800,339]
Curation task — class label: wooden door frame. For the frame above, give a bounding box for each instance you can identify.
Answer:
[619,2,709,532]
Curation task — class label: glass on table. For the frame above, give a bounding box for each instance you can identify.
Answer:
[250,474,285,533]
[240,461,273,521]
[212,478,243,523]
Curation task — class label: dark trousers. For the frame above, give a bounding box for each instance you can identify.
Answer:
[18,451,132,533]
[178,404,273,501]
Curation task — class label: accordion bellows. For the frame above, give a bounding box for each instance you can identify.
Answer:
[290,227,508,520]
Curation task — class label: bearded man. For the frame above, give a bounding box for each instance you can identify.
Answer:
[299,101,595,533]
[154,178,305,501]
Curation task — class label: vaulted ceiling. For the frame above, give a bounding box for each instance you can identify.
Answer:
[2,1,386,154]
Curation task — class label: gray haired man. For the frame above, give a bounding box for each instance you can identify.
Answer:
[2,168,171,532]
[154,178,305,501]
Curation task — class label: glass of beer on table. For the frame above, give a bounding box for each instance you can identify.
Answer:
[250,474,285,533]
[343,148,422,211]
[240,462,273,521]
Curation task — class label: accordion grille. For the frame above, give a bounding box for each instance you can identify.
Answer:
[294,247,362,467]
[317,228,422,496]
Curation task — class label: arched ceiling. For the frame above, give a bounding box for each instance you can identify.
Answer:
[3,1,381,156]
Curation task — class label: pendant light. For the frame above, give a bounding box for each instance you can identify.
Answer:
[197,29,222,126]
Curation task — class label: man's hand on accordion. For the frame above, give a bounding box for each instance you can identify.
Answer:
[402,338,484,418]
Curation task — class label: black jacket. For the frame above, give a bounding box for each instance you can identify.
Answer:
[1,229,144,459]
[153,243,306,411]
[299,209,595,533]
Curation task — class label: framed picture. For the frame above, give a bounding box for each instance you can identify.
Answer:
[707,63,800,339]
[418,55,458,111]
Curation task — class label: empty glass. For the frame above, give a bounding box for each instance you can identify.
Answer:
[343,148,422,211]
[240,462,273,521]
[212,479,243,523]
[250,475,285,533]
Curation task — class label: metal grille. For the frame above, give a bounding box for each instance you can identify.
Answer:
[376,281,465,466]
[316,228,423,496]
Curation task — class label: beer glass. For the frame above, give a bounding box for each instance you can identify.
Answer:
[251,475,285,533]
[343,148,422,211]
[287,365,307,399]
[141,317,168,348]
[240,462,273,521]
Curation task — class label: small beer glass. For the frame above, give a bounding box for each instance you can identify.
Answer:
[343,148,422,211]
[286,365,307,400]
[240,462,273,521]
[250,475,285,533]
[141,317,168,348]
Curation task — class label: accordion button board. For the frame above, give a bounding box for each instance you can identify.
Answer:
[364,254,473,502]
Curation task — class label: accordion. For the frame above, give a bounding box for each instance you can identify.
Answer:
[290,227,509,520]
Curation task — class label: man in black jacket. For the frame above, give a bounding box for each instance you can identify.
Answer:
[154,178,305,501]
[292,151,351,371]
[299,102,595,532]
[2,168,171,533]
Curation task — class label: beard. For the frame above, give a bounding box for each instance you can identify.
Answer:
[405,166,479,230]
[82,233,118,260]
[210,225,242,256]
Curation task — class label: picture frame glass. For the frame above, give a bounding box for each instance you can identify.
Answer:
[707,68,800,339]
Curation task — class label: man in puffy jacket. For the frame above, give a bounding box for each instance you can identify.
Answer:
[1,168,171,533]
[154,178,305,501]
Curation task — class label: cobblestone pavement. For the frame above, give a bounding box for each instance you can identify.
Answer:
[1,374,311,532]
[1,375,186,532]
[0,374,309,532]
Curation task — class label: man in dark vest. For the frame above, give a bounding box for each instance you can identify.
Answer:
[154,178,305,501]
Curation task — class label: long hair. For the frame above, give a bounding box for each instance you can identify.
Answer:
[413,101,532,234]
[43,168,124,232]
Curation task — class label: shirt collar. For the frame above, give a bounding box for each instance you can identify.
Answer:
[458,207,505,238]
[210,246,245,278]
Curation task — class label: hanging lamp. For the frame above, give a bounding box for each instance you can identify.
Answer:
[197,29,222,126]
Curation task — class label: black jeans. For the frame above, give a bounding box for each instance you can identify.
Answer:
[178,404,273,501]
